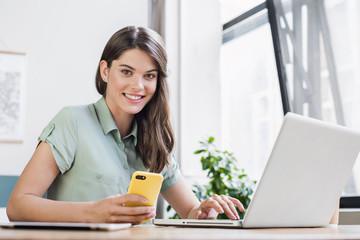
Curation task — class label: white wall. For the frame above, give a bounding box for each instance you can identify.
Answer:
[0,0,149,175]
[178,0,222,180]
[160,0,222,218]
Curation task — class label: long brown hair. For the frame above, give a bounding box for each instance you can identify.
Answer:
[95,26,174,173]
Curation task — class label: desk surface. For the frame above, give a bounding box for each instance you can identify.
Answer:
[1,224,360,240]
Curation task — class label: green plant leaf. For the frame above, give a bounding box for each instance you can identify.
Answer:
[194,149,206,154]
[166,136,256,220]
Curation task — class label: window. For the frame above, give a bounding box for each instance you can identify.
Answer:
[221,0,360,197]
[272,0,360,195]
[220,1,283,180]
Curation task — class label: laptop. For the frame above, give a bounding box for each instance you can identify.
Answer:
[154,113,360,228]
[0,221,131,231]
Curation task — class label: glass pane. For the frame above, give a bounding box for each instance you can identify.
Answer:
[220,13,284,180]
[220,0,265,24]
[274,0,360,195]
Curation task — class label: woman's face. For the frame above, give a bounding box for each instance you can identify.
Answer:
[100,48,158,117]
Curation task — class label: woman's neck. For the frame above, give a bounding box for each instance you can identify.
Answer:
[113,113,134,138]
[105,98,134,138]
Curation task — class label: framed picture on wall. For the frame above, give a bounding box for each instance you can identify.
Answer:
[0,51,26,143]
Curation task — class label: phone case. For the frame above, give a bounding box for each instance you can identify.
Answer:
[126,171,163,207]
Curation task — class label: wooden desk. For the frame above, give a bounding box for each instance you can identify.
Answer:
[1,224,360,240]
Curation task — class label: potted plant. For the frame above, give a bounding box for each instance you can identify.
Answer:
[167,136,256,219]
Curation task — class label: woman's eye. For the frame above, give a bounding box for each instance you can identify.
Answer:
[145,74,156,79]
[121,70,131,75]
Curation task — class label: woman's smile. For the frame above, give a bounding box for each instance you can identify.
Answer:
[123,93,145,102]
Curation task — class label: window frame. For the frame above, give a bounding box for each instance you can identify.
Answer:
[221,0,359,208]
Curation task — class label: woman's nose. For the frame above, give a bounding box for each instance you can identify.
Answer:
[131,75,144,89]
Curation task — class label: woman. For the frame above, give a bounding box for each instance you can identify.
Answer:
[7,26,244,224]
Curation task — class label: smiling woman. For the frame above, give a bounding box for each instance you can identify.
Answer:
[6,26,245,224]
[95,27,171,173]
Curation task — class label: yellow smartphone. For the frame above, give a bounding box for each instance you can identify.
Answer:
[126,171,163,207]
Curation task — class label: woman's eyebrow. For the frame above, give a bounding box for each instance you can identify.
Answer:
[119,64,157,73]
[119,64,135,70]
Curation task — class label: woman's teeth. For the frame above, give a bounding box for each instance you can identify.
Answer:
[125,93,142,100]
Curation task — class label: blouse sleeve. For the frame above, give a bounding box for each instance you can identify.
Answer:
[38,107,78,174]
[160,155,181,192]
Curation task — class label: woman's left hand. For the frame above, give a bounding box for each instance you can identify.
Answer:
[190,194,245,220]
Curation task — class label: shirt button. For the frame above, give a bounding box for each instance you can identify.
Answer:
[123,165,128,170]
[96,174,102,179]
[119,142,124,148]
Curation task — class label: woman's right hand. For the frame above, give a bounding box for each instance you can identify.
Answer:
[87,194,156,224]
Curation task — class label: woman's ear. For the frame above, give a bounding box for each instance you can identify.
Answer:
[99,60,109,83]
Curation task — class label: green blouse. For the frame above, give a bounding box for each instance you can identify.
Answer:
[38,97,180,202]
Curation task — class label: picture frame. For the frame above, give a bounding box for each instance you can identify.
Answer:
[0,51,26,143]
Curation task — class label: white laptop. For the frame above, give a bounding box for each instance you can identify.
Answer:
[0,221,131,231]
[154,113,360,228]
